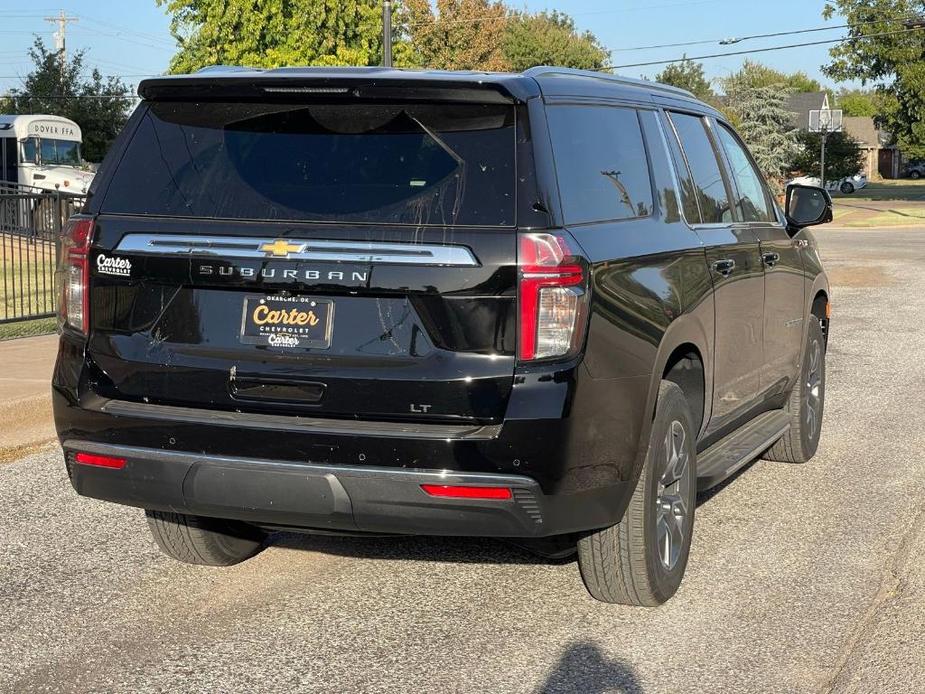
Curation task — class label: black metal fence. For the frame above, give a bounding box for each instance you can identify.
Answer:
[0,184,87,326]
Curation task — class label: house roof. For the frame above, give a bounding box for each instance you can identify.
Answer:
[786,91,829,130]
[843,116,880,148]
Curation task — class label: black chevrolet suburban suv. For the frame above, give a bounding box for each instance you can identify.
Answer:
[53,67,832,605]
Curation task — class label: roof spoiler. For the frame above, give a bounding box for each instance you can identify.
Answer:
[138,68,540,104]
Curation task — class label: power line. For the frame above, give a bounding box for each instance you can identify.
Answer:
[79,15,176,48]
[0,93,139,100]
[69,27,175,53]
[402,0,728,28]
[0,74,155,79]
[611,13,925,53]
[607,24,925,69]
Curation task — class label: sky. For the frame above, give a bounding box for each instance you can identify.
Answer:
[0,0,855,96]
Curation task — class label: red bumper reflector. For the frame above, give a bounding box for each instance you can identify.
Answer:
[74,452,127,469]
[420,484,512,500]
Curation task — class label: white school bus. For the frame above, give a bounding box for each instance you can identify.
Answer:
[0,114,94,194]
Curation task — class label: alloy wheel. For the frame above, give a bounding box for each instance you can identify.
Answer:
[804,338,823,439]
[655,420,691,571]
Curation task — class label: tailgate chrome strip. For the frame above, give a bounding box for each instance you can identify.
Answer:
[114,234,480,267]
[100,399,501,441]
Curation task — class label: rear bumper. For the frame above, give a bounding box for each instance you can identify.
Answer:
[62,439,624,537]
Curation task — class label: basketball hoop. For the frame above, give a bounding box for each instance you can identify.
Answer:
[809,109,843,133]
[808,109,844,189]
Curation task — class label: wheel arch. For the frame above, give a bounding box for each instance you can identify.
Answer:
[636,314,714,481]
[661,344,707,437]
[808,271,831,346]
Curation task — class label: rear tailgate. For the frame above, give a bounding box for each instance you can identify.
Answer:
[88,217,516,423]
[85,97,521,424]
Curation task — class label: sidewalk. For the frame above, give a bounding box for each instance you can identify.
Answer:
[0,334,58,461]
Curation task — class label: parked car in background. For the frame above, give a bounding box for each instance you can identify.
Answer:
[54,66,833,607]
[903,161,925,180]
[789,173,867,195]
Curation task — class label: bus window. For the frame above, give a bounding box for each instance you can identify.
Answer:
[56,140,80,165]
[40,138,57,164]
[22,137,37,164]
[36,138,81,165]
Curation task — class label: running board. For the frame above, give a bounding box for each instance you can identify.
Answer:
[696,410,790,491]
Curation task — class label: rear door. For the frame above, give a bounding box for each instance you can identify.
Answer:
[663,111,766,433]
[87,99,522,424]
[713,122,804,400]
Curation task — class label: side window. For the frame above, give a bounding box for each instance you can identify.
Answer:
[22,137,37,164]
[660,113,702,224]
[547,105,653,225]
[715,124,775,223]
[3,138,16,179]
[668,112,732,224]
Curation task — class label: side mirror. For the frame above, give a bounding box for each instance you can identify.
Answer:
[785,184,833,232]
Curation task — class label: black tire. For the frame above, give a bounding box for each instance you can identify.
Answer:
[577,381,697,606]
[765,318,826,464]
[145,510,265,566]
[910,170,921,180]
[840,181,855,194]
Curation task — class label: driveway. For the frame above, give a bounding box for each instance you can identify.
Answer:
[1,229,923,693]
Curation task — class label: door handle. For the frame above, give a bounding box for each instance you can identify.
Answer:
[711,259,736,277]
[762,252,780,267]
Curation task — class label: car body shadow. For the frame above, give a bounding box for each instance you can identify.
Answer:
[269,532,577,566]
[267,455,762,565]
[696,457,760,506]
[536,641,642,693]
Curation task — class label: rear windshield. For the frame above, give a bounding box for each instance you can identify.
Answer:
[102,101,516,226]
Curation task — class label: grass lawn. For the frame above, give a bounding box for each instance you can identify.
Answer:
[834,204,925,228]
[0,317,56,340]
[833,179,925,202]
[0,235,58,323]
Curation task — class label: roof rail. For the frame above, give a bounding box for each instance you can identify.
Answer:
[523,66,698,100]
[195,65,261,74]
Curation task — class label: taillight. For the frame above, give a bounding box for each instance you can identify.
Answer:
[57,217,93,334]
[518,232,587,361]
[420,485,513,500]
[74,452,126,469]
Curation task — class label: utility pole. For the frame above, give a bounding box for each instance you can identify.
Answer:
[44,10,79,62]
[382,1,393,67]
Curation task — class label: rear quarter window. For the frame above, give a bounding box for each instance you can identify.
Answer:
[667,112,733,225]
[101,101,517,226]
[546,105,653,226]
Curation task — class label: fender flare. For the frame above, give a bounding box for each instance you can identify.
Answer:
[629,311,715,488]
[805,272,831,344]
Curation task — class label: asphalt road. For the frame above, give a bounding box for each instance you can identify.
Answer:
[2,229,924,694]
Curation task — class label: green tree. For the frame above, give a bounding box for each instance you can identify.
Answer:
[401,0,510,71]
[402,1,609,71]
[156,0,415,72]
[791,130,865,181]
[836,88,882,117]
[721,59,823,93]
[502,10,608,71]
[822,0,925,158]
[724,83,800,192]
[0,38,130,162]
[655,57,714,101]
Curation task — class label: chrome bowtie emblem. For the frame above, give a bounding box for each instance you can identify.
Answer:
[259,239,307,258]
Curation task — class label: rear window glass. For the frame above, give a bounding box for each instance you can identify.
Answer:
[102,101,516,226]
[547,105,653,225]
